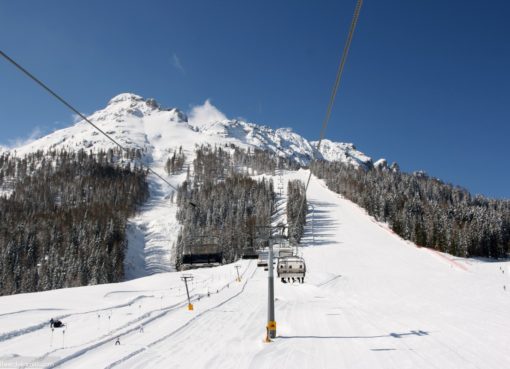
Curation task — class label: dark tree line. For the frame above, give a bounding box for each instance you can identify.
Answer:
[165,146,187,175]
[0,149,149,295]
[175,175,275,267]
[311,160,510,258]
[287,180,307,244]
[174,146,276,268]
[230,146,301,175]
[190,144,300,187]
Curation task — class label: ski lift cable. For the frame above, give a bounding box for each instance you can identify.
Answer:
[0,49,179,193]
[297,0,363,221]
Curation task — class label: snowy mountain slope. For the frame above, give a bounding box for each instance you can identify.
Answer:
[312,139,373,168]
[4,93,379,276]
[0,171,508,369]
[194,119,318,165]
[10,93,376,168]
[12,93,194,158]
[123,170,188,279]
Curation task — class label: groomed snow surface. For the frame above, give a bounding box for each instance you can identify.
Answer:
[1,171,509,369]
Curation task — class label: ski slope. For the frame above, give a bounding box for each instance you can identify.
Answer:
[1,171,509,369]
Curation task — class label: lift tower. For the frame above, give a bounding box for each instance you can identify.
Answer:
[257,223,286,341]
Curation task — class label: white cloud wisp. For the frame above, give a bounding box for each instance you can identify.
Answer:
[172,53,185,73]
[6,127,43,149]
[188,99,228,127]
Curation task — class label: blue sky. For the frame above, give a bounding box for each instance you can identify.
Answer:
[1,0,509,198]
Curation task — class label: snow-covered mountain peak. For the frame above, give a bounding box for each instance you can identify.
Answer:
[6,93,384,169]
[107,92,144,105]
[374,158,388,170]
[312,139,373,168]
[10,93,193,157]
[101,93,187,122]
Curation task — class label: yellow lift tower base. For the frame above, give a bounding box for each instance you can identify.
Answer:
[265,321,276,342]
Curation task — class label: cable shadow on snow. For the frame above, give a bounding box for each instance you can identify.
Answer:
[133,240,174,276]
[310,217,341,228]
[300,237,342,247]
[0,308,65,318]
[301,223,342,247]
[301,201,343,247]
[278,330,429,340]
[308,201,338,208]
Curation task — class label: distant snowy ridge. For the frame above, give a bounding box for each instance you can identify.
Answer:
[312,139,373,168]
[8,93,381,168]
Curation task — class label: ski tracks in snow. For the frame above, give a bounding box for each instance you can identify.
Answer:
[100,261,259,369]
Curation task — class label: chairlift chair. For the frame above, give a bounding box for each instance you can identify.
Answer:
[257,250,269,267]
[277,255,306,283]
[241,247,258,260]
[181,243,223,270]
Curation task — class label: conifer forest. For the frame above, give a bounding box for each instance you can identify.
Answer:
[0,149,148,295]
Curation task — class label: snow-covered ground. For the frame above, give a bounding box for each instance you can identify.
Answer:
[1,170,509,369]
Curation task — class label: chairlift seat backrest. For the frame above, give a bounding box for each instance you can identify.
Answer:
[277,256,306,278]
